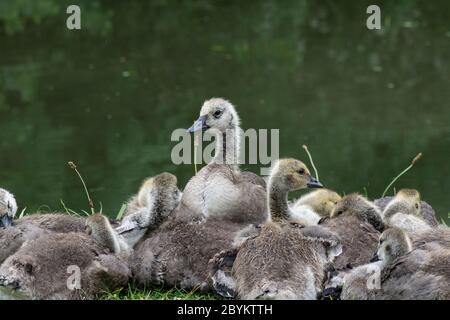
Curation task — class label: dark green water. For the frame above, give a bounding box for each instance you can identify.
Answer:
[0,1,449,221]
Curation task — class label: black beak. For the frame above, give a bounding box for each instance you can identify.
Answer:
[370,253,379,262]
[187,115,209,133]
[307,176,323,189]
[318,217,329,225]
[0,215,13,228]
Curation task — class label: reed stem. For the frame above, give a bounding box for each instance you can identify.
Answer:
[302,144,319,180]
[68,161,95,215]
[381,153,422,198]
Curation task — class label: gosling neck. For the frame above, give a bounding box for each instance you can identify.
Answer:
[268,177,291,223]
[96,222,121,254]
[212,127,240,168]
[152,191,173,225]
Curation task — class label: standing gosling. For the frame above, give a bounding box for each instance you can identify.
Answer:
[210,158,341,300]
[382,189,433,233]
[115,172,181,247]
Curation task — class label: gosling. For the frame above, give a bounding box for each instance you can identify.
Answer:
[320,193,384,270]
[209,158,342,300]
[291,189,341,225]
[337,227,450,300]
[381,189,434,234]
[115,172,181,247]
[0,188,17,228]
[180,98,267,224]
[0,213,130,300]
[0,190,85,264]
[375,190,438,227]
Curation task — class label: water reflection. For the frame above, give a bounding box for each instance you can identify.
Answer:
[0,1,448,221]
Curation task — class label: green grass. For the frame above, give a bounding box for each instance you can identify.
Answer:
[98,285,222,300]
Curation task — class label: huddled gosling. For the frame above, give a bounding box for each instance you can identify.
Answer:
[115,172,181,247]
[292,189,341,225]
[0,213,130,300]
[320,193,384,270]
[382,189,434,234]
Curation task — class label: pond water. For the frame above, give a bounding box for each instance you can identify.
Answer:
[0,1,449,221]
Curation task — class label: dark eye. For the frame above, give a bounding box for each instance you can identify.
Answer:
[385,245,391,252]
[213,110,222,119]
[7,202,12,210]
[336,210,344,216]
[298,168,305,175]
[415,203,419,209]
[25,263,33,274]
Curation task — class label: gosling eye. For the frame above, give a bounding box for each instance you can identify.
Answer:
[336,210,344,216]
[297,168,305,175]
[7,202,12,210]
[415,203,419,209]
[213,110,222,119]
[25,263,33,274]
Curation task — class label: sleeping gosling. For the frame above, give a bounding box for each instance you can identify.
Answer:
[0,213,130,299]
[320,194,384,270]
[382,189,433,234]
[292,189,341,225]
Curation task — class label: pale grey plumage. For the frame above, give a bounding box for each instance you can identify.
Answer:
[319,194,383,270]
[180,98,267,224]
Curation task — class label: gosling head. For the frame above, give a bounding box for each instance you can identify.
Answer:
[0,188,17,228]
[331,194,384,232]
[383,189,421,219]
[137,172,181,217]
[298,189,341,218]
[269,158,323,192]
[268,158,323,222]
[86,213,121,254]
[372,227,412,266]
[187,98,240,134]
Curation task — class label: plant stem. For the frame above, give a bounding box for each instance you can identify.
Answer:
[381,153,422,198]
[68,161,95,215]
[302,144,319,180]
